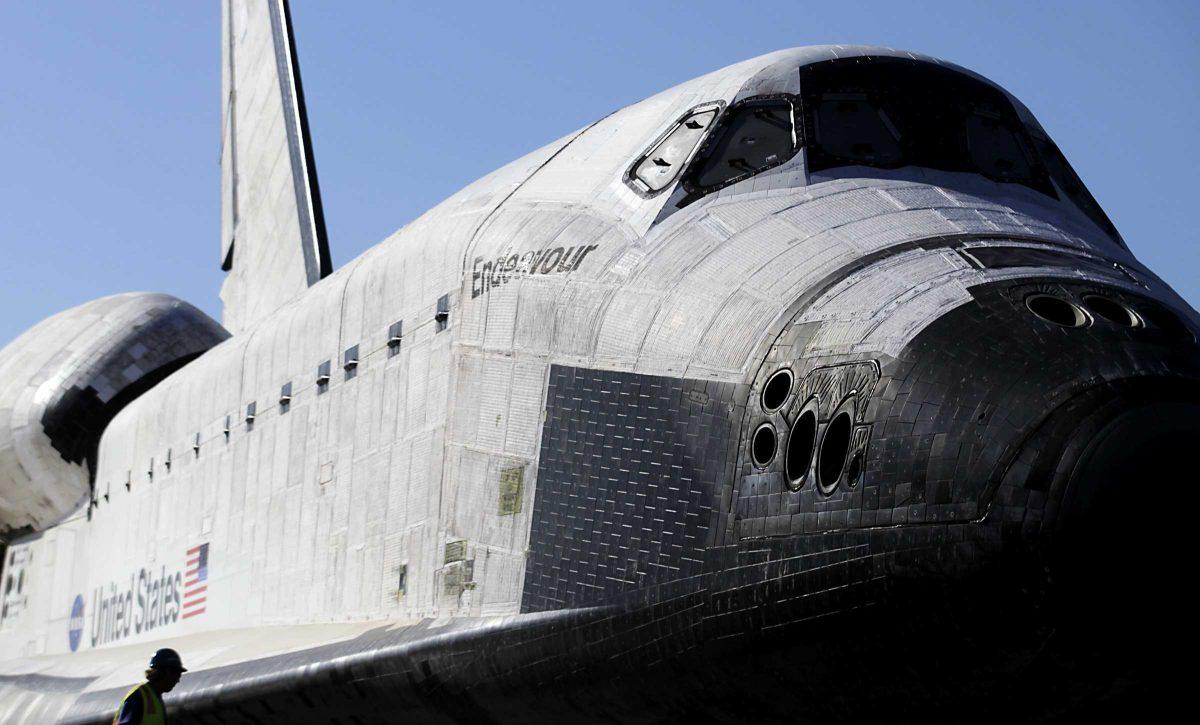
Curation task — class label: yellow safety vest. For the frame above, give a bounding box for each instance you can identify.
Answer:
[113,682,165,725]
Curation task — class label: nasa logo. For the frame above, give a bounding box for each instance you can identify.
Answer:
[68,595,84,652]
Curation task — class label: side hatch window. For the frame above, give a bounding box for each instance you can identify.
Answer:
[686,98,798,194]
[630,104,720,194]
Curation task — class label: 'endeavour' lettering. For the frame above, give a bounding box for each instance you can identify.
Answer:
[471,244,599,299]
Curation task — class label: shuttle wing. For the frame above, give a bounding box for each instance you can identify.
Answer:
[219,0,331,334]
[0,610,623,723]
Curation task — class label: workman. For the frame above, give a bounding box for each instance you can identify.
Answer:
[113,648,186,724]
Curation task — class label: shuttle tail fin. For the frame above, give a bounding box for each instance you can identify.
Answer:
[219,0,331,334]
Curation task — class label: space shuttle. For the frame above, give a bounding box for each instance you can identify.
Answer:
[2,1,1197,721]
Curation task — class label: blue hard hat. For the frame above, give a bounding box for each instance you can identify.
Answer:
[149,648,187,672]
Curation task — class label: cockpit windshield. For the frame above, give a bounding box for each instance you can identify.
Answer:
[797,57,1120,242]
[652,56,1121,244]
[687,99,798,193]
[800,58,1052,194]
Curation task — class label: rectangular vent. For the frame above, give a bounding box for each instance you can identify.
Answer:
[435,294,450,332]
[343,344,359,380]
[316,360,331,393]
[279,382,292,413]
[387,320,403,357]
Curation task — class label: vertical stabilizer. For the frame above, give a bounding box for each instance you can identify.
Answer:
[220,0,331,334]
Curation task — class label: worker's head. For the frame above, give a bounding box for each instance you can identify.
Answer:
[145,648,187,692]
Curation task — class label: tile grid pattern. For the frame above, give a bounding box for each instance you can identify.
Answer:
[522,366,743,612]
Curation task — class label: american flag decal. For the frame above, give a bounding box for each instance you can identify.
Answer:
[182,543,208,619]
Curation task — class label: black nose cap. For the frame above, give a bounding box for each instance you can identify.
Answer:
[1053,399,1200,623]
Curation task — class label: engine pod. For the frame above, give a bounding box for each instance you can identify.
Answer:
[0,293,228,535]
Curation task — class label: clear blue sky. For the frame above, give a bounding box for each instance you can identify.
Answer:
[1,1,1197,346]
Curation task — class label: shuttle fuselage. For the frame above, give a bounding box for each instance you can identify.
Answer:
[1,29,1197,725]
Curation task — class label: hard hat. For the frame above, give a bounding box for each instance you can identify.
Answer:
[149,648,187,672]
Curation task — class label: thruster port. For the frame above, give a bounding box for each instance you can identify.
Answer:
[1025,294,1089,328]
[752,423,778,468]
[1083,295,1140,328]
[762,369,794,412]
[818,410,853,493]
[785,407,818,490]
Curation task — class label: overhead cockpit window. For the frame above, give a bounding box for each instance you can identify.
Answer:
[686,98,799,193]
[629,105,720,194]
[800,58,1054,196]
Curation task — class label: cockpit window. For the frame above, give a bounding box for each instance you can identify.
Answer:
[1035,136,1122,242]
[814,95,902,166]
[651,57,1122,245]
[965,112,1036,181]
[630,105,720,193]
[800,57,1054,196]
[685,98,799,193]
